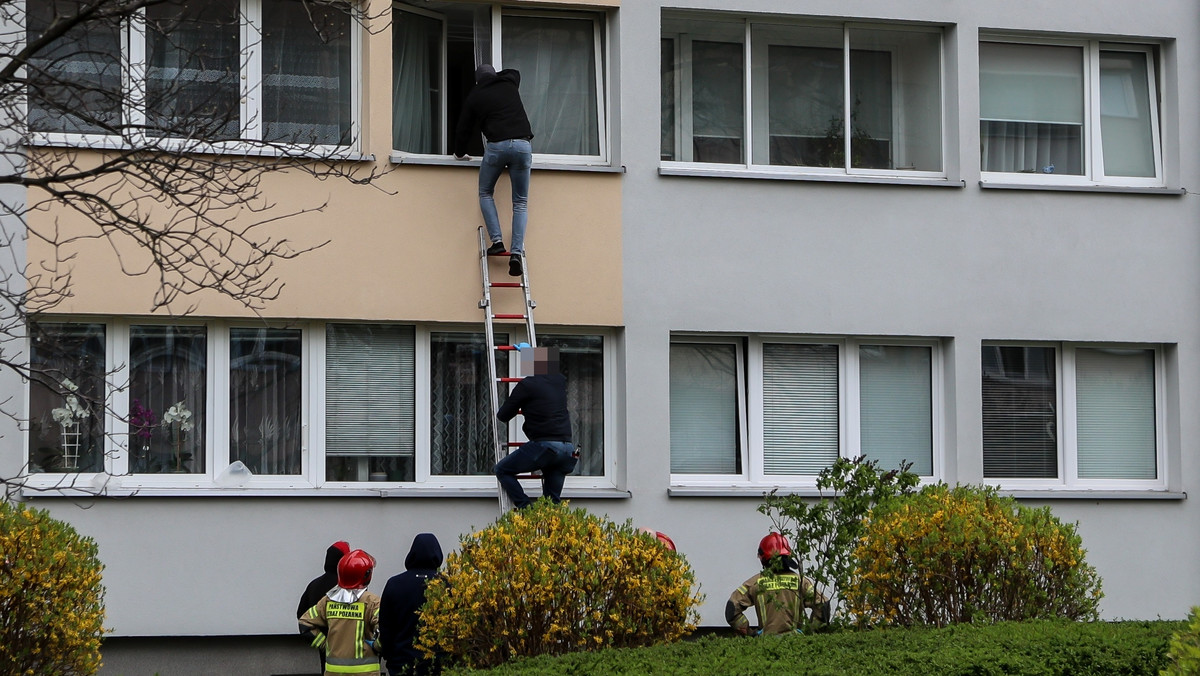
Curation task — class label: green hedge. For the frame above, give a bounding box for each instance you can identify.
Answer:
[444,620,1183,676]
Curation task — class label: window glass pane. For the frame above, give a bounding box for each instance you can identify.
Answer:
[982,346,1057,478]
[850,28,942,171]
[859,345,932,475]
[146,0,240,140]
[1099,51,1156,178]
[749,24,842,167]
[27,0,123,134]
[670,343,739,473]
[1075,348,1156,479]
[262,0,353,145]
[980,43,1083,175]
[393,9,442,153]
[28,323,106,473]
[663,16,744,164]
[763,343,838,475]
[431,331,507,476]
[502,14,600,156]
[539,335,603,476]
[230,328,302,475]
[325,324,415,482]
[129,326,207,474]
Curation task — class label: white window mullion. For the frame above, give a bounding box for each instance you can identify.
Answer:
[842,27,852,171]
[745,338,764,482]
[1085,41,1102,181]
[1059,346,1077,487]
[242,0,263,141]
[680,36,694,162]
[349,4,363,152]
[742,18,752,169]
[210,322,231,477]
[310,324,326,486]
[107,323,130,476]
[491,4,502,67]
[125,9,147,142]
[593,15,608,164]
[300,322,316,486]
[1145,48,1164,181]
[844,340,862,460]
[414,326,432,483]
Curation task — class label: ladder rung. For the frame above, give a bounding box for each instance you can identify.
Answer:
[491,282,523,288]
[496,345,518,351]
[507,441,523,447]
[497,377,522,383]
[488,251,512,257]
[492,313,526,319]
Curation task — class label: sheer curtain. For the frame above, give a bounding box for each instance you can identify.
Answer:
[262,0,352,145]
[980,42,1084,175]
[28,323,106,473]
[26,0,123,134]
[502,15,598,156]
[431,332,508,476]
[540,335,604,476]
[129,326,207,474]
[229,328,303,475]
[392,10,440,153]
[146,0,240,139]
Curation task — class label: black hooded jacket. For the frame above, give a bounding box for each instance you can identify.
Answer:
[297,544,345,618]
[379,533,444,674]
[452,68,533,157]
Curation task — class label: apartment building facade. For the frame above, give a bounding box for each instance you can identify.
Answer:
[3,0,1197,672]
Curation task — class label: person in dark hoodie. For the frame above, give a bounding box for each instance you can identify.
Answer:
[453,63,534,277]
[297,541,350,672]
[379,533,445,676]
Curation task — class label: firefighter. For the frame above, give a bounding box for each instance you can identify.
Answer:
[300,548,383,675]
[726,533,830,636]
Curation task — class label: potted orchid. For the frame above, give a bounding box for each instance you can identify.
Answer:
[162,400,194,472]
[50,378,88,469]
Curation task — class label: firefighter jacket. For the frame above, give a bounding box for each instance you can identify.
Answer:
[726,571,828,635]
[300,588,382,675]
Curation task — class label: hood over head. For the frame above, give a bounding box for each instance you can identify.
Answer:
[475,63,496,83]
[405,533,443,571]
[324,541,350,575]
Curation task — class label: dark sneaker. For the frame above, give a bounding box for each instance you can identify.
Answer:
[508,253,523,277]
[486,241,506,256]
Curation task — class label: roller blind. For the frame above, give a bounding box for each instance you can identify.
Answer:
[980,42,1083,124]
[859,345,932,475]
[670,343,740,474]
[1076,348,1156,479]
[982,345,1058,478]
[763,343,838,475]
[325,324,415,457]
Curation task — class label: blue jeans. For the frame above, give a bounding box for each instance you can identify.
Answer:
[478,138,532,255]
[494,440,577,509]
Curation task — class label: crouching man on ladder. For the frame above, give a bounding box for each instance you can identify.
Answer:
[494,345,577,508]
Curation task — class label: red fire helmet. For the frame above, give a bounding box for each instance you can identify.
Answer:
[337,549,376,589]
[757,532,791,565]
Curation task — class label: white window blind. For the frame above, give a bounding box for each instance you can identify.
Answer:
[670,343,740,473]
[325,324,415,457]
[859,345,932,475]
[763,343,838,475]
[1075,348,1156,479]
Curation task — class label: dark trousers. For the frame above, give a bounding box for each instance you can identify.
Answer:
[494,440,577,508]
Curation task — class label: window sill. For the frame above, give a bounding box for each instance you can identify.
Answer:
[979,180,1185,195]
[999,489,1185,500]
[669,484,816,497]
[28,134,375,163]
[660,164,961,187]
[22,483,631,499]
[390,152,624,173]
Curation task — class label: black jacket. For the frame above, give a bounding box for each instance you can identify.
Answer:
[497,373,573,443]
[379,533,444,675]
[452,69,533,157]
[297,544,345,618]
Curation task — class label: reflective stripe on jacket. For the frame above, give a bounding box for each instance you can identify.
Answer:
[299,594,382,676]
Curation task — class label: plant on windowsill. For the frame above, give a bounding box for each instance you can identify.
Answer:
[161,401,194,473]
[129,398,156,469]
[50,378,88,470]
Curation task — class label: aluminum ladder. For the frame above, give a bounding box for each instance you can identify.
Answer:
[478,226,537,513]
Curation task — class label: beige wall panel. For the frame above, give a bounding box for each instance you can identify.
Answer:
[27,161,622,327]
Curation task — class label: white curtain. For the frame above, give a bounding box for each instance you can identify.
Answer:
[392,10,440,153]
[502,15,598,156]
[229,328,303,475]
[261,0,352,145]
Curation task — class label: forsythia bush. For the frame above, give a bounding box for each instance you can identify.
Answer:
[844,484,1102,627]
[0,502,105,675]
[1162,606,1200,675]
[418,501,702,669]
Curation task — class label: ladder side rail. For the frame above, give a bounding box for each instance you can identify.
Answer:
[478,227,512,513]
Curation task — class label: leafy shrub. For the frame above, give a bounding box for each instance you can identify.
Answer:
[757,456,920,628]
[1162,606,1200,675]
[443,620,1182,676]
[845,484,1102,627]
[417,501,702,668]
[0,502,105,675]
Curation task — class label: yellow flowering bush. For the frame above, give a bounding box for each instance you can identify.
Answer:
[844,484,1102,628]
[0,502,105,675]
[417,501,702,669]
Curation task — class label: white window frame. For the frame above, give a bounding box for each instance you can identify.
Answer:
[661,13,946,180]
[979,35,1163,188]
[31,0,364,156]
[982,341,1167,492]
[667,336,750,481]
[670,334,943,489]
